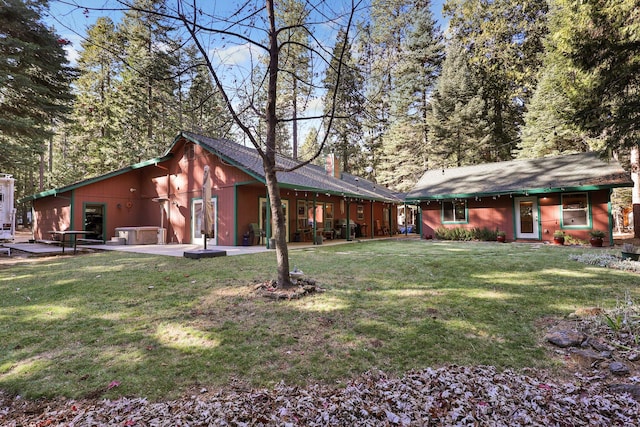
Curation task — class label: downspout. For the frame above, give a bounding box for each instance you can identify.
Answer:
[233,183,239,246]
[70,189,75,230]
[404,202,408,236]
[313,194,318,244]
[370,201,374,238]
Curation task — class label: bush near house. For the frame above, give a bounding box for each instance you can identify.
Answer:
[435,226,498,241]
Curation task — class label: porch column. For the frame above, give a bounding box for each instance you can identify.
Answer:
[346,198,352,241]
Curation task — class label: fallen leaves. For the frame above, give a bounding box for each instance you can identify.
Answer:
[2,365,638,426]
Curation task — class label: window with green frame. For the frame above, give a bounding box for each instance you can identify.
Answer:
[442,200,467,223]
[561,192,590,227]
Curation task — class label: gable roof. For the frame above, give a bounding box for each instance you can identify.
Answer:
[179,132,401,202]
[21,154,173,202]
[23,132,401,203]
[406,152,633,201]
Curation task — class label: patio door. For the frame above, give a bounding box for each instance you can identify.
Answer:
[192,198,218,245]
[515,196,539,240]
[83,203,105,240]
[259,197,289,242]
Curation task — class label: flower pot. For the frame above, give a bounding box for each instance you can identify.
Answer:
[590,237,603,247]
[553,236,564,245]
[621,251,640,261]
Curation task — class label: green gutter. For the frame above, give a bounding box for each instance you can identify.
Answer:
[405,183,631,203]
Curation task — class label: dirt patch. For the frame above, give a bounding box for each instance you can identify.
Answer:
[253,278,326,300]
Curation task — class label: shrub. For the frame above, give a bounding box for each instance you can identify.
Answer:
[435,226,498,241]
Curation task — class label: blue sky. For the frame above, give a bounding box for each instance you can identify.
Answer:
[46,1,448,66]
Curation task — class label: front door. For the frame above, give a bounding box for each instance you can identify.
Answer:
[192,198,218,245]
[515,196,539,239]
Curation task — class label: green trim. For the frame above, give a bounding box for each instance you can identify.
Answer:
[233,184,239,246]
[441,200,468,224]
[21,155,173,202]
[406,184,630,203]
[559,192,592,229]
[278,182,395,203]
[70,190,75,229]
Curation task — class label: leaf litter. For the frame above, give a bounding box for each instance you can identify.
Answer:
[2,365,638,426]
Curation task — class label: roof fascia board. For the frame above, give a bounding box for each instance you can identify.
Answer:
[278,182,400,203]
[406,184,630,202]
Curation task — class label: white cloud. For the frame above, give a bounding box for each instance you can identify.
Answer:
[210,42,260,68]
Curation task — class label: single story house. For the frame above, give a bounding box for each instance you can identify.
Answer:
[23,132,401,246]
[406,152,634,245]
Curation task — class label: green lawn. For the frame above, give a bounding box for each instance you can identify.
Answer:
[0,240,637,401]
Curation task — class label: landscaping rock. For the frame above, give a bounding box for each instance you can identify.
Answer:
[608,384,640,401]
[545,330,586,348]
[570,349,611,366]
[627,351,640,362]
[609,361,630,376]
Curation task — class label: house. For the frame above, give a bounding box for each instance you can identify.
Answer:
[23,132,401,246]
[406,152,634,245]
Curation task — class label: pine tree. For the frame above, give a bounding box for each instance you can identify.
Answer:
[0,0,74,177]
[356,1,414,169]
[426,41,488,167]
[182,46,234,138]
[60,17,123,182]
[377,0,444,191]
[323,29,365,174]
[275,0,313,159]
[444,0,549,161]
[114,0,180,164]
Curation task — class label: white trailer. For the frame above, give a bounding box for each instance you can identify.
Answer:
[0,174,16,241]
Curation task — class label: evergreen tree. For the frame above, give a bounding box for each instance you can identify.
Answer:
[426,41,488,167]
[0,0,74,177]
[182,46,234,138]
[357,0,413,173]
[60,17,123,182]
[114,0,180,164]
[377,0,444,191]
[275,0,313,159]
[298,126,322,165]
[444,0,549,161]
[323,29,365,174]
[551,0,640,236]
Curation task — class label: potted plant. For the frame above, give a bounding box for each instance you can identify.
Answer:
[589,229,605,247]
[496,230,506,243]
[621,243,640,261]
[553,230,565,245]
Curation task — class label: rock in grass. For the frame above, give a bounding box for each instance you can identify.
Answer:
[609,361,630,376]
[545,330,586,348]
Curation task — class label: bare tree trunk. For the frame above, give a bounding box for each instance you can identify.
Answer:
[266,0,291,287]
[631,145,640,238]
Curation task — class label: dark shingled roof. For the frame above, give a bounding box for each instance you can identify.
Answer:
[181,132,401,202]
[406,152,633,201]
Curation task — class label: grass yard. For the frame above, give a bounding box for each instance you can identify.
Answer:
[1,240,638,401]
